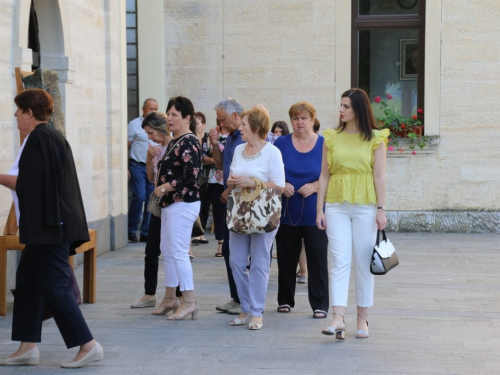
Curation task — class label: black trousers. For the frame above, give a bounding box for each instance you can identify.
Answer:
[276,224,329,312]
[12,243,93,348]
[199,184,226,241]
[144,214,181,297]
[222,224,240,304]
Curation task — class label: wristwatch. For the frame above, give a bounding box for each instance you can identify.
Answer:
[160,186,166,194]
[377,206,385,210]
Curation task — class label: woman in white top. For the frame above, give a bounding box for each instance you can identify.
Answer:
[226,107,285,330]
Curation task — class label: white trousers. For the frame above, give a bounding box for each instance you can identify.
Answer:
[160,201,200,291]
[325,202,377,307]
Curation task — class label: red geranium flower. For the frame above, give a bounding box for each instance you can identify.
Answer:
[417,109,423,114]
[374,96,381,103]
[387,94,392,100]
[412,115,417,120]
[412,151,416,155]
[400,124,406,130]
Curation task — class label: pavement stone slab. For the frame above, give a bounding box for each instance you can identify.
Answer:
[0,232,499,374]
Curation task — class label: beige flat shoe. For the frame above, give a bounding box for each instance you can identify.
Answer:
[0,347,39,366]
[130,296,156,308]
[61,343,103,368]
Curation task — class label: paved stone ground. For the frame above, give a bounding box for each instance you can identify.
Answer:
[1,232,499,374]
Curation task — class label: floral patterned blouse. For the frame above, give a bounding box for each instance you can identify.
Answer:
[157,133,201,207]
[203,134,227,185]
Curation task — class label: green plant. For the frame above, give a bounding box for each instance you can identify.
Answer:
[373,94,428,151]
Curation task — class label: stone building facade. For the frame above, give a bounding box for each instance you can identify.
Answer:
[0,0,128,288]
[1,1,498,289]
[136,0,498,233]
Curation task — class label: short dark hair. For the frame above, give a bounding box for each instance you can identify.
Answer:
[166,96,196,131]
[194,112,206,125]
[338,88,377,141]
[142,98,158,108]
[271,121,290,136]
[313,118,320,133]
[14,89,53,122]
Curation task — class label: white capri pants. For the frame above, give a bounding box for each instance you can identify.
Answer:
[325,202,377,307]
[160,201,200,291]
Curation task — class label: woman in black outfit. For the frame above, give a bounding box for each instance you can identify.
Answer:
[0,89,102,368]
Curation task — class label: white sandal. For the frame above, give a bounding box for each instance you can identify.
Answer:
[230,313,250,326]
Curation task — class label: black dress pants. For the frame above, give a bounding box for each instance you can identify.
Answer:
[144,214,181,297]
[210,184,226,241]
[12,243,93,348]
[276,224,329,312]
[222,224,240,304]
[199,184,226,241]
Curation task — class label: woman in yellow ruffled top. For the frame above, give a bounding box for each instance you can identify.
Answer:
[316,88,389,340]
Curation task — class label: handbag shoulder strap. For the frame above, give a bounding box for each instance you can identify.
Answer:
[159,133,190,162]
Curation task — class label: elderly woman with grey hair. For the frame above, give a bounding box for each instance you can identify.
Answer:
[130,111,182,314]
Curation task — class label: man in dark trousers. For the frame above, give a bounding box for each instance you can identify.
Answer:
[209,98,245,315]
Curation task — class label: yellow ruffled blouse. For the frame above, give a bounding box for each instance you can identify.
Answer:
[323,128,389,205]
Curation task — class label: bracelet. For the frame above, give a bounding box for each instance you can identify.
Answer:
[377,206,385,210]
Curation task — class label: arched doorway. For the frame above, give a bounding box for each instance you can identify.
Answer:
[14,0,75,117]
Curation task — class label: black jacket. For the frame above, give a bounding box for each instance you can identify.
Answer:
[16,123,89,254]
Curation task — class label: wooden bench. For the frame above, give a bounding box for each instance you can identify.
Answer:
[0,229,97,316]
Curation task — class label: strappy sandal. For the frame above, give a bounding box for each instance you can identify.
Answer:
[356,314,369,338]
[215,241,224,257]
[249,319,263,330]
[321,312,346,340]
[313,310,327,319]
[151,297,179,315]
[277,304,291,313]
[230,313,250,326]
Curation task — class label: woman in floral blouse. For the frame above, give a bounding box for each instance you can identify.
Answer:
[153,96,201,320]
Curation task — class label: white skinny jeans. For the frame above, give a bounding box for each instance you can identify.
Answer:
[325,202,377,307]
[160,201,200,291]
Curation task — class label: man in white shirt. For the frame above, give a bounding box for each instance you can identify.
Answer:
[127,98,158,242]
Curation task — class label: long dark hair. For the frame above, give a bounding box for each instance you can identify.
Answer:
[271,121,290,136]
[337,88,377,141]
[166,96,196,132]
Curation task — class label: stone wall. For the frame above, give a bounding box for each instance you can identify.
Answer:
[163,0,337,129]
[162,0,500,232]
[385,0,500,216]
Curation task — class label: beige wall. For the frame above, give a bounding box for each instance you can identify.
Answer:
[160,0,500,216]
[0,0,128,254]
[163,0,337,129]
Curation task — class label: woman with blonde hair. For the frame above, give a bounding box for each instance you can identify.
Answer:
[227,107,285,330]
[317,88,389,339]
